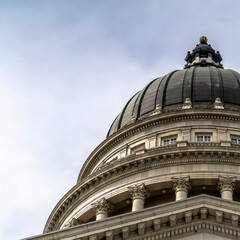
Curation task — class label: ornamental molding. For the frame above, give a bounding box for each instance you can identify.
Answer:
[150,104,162,116]
[182,98,192,109]
[128,183,150,201]
[172,176,191,193]
[218,175,237,193]
[30,195,240,240]
[65,217,82,227]
[79,110,240,181]
[214,98,224,109]
[45,147,240,232]
[91,197,113,215]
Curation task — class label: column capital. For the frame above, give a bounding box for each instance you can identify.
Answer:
[172,176,191,193]
[218,175,237,193]
[67,217,82,227]
[91,197,113,215]
[128,183,150,201]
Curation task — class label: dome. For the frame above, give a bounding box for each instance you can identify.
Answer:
[107,37,240,137]
[41,37,240,240]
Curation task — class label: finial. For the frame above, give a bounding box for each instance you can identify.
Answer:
[182,98,192,109]
[184,37,223,69]
[213,98,224,109]
[150,104,162,116]
[200,36,208,44]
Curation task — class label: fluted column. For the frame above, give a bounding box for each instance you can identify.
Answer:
[172,176,191,200]
[91,197,112,220]
[218,176,237,200]
[128,183,150,211]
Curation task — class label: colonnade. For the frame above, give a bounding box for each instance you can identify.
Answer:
[91,176,237,220]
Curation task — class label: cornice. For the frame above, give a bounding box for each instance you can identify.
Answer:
[28,195,240,240]
[44,144,240,233]
[78,109,240,181]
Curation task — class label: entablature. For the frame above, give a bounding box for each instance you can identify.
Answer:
[44,145,240,233]
[28,195,240,240]
[78,109,240,181]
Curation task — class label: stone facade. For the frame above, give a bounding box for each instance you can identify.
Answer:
[24,38,240,240]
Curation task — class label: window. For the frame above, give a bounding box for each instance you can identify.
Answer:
[131,143,146,155]
[231,136,240,144]
[196,135,211,142]
[162,137,177,146]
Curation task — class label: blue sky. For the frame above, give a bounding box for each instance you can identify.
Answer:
[1,1,240,239]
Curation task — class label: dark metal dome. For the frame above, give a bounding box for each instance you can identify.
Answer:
[107,37,240,137]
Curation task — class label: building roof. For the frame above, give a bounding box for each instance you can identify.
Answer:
[107,37,240,137]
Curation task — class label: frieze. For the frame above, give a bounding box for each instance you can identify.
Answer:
[45,146,240,232]
[81,111,240,180]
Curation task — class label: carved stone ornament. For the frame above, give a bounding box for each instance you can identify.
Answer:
[213,98,224,109]
[128,183,150,201]
[91,197,113,215]
[150,104,162,116]
[182,98,192,109]
[218,175,237,193]
[129,115,136,124]
[172,176,191,193]
[65,217,82,227]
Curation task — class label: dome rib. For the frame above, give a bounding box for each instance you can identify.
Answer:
[140,77,163,116]
[107,65,240,137]
[164,70,187,106]
[222,69,240,104]
[120,92,139,129]
[156,71,177,107]
[162,70,179,107]
[182,66,196,102]
[192,67,212,102]
[208,67,214,102]
[229,69,240,88]
[221,69,236,104]
[209,66,222,101]
[216,67,225,102]
[134,78,157,119]
[118,92,139,129]
[180,68,188,103]
[107,114,120,137]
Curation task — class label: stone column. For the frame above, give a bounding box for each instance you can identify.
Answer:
[91,197,112,220]
[172,176,191,201]
[128,183,150,211]
[218,176,237,200]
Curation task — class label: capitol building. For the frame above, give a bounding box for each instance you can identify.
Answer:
[26,37,240,240]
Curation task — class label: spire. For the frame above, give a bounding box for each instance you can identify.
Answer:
[184,36,223,69]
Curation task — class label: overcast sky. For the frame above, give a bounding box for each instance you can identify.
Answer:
[1,1,240,239]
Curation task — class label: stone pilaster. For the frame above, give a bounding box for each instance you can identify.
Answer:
[128,183,150,211]
[218,176,237,200]
[91,197,113,220]
[172,176,191,200]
